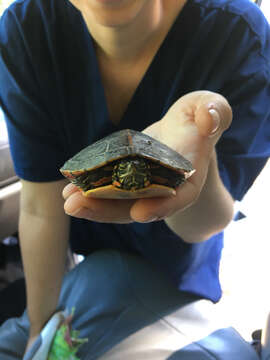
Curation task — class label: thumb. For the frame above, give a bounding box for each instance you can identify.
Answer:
[193,91,233,139]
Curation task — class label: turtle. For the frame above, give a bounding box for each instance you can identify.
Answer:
[60,129,195,199]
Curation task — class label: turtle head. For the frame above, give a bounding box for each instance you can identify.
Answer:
[112,157,151,191]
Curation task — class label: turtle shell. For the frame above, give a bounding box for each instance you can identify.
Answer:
[60,129,195,199]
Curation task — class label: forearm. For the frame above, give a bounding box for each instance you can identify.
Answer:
[165,151,234,243]
[19,210,70,335]
[19,179,70,336]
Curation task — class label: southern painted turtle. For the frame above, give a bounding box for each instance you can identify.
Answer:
[60,129,195,199]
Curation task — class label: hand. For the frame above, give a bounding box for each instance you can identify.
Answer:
[63,91,232,223]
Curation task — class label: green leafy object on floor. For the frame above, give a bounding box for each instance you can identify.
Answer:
[47,308,88,360]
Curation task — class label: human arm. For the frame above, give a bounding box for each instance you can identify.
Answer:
[19,179,70,351]
[63,91,234,243]
[164,150,234,243]
[140,91,234,242]
[0,7,72,342]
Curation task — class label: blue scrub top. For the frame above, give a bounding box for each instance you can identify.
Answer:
[0,0,270,302]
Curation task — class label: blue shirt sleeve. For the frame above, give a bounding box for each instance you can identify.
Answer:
[216,4,270,201]
[218,68,270,201]
[0,3,68,182]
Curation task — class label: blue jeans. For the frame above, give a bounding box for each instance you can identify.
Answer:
[0,250,259,360]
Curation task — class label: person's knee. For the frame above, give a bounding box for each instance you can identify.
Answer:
[59,250,134,310]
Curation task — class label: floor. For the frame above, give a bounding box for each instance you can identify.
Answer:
[218,159,270,341]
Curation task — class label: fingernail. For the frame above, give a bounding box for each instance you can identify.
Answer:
[209,108,220,135]
[141,216,158,223]
[62,183,76,199]
[65,207,84,217]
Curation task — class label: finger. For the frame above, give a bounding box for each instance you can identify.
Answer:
[194,92,232,138]
[62,183,79,200]
[164,91,232,139]
[64,191,135,223]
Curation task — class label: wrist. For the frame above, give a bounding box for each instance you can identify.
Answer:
[29,311,55,337]
[29,323,44,338]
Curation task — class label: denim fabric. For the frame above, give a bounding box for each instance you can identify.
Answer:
[0,250,260,360]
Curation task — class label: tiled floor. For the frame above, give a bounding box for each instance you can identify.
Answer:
[218,160,270,341]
